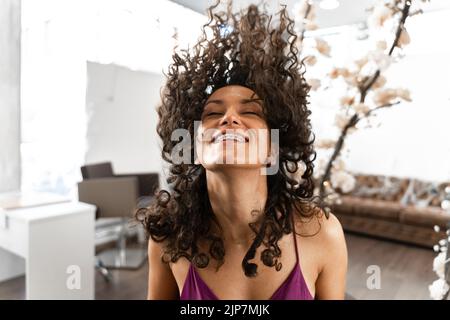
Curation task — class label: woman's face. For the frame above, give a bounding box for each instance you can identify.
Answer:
[195,85,272,170]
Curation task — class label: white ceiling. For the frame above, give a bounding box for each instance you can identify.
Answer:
[169,0,450,28]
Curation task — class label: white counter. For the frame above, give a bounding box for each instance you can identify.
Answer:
[0,200,96,299]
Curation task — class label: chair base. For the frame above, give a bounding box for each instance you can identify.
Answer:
[97,247,147,270]
[95,258,112,281]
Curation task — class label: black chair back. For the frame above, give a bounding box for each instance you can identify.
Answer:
[81,162,114,179]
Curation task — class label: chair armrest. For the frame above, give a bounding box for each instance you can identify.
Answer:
[77,177,139,219]
[115,173,159,197]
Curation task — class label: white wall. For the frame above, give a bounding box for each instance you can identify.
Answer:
[85,62,166,187]
[0,0,21,192]
[20,0,206,196]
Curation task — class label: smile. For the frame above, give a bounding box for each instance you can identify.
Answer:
[212,133,249,143]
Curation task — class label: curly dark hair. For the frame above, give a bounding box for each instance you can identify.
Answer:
[136,1,326,278]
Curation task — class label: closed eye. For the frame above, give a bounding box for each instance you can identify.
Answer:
[206,112,223,116]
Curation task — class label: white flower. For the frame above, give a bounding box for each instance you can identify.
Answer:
[398,28,411,48]
[340,67,351,78]
[315,38,331,57]
[306,78,321,91]
[373,88,397,106]
[372,75,386,89]
[330,170,356,193]
[369,50,393,72]
[339,95,355,107]
[332,158,346,171]
[329,67,340,79]
[354,57,368,70]
[376,40,387,51]
[429,279,449,300]
[373,87,412,106]
[368,4,392,28]
[329,67,351,79]
[433,251,449,279]
[305,20,318,31]
[316,139,336,149]
[334,113,350,130]
[396,88,412,102]
[435,225,441,233]
[304,55,317,66]
[343,74,359,87]
[353,103,370,115]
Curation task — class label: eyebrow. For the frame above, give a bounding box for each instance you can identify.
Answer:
[204,98,263,107]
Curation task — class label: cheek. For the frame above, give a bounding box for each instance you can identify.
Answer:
[195,124,214,144]
[194,126,218,163]
[247,129,271,159]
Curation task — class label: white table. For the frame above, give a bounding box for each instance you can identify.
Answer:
[0,200,96,299]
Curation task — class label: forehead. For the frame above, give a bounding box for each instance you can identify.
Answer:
[206,85,260,101]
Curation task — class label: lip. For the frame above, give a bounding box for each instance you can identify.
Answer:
[211,130,249,143]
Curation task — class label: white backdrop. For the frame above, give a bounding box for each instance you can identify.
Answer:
[85,62,166,188]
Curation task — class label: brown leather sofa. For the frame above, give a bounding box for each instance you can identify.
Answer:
[330,174,450,248]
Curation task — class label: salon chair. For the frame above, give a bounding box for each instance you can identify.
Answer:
[77,162,158,279]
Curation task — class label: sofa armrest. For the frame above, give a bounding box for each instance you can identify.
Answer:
[78,177,139,219]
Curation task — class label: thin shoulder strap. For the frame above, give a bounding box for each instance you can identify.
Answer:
[291,215,299,263]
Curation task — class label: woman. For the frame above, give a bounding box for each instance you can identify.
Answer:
[137,2,347,300]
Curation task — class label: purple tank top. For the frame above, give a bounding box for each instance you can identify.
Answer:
[180,230,313,300]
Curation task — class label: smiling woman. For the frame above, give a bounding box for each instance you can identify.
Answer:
[196,86,272,168]
[137,1,347,300]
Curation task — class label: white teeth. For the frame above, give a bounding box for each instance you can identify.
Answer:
[214,133,246,143]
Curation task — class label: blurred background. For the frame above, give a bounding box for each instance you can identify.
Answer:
[1,0,450,300]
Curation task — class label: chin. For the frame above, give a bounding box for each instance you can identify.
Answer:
[201,157,265,172]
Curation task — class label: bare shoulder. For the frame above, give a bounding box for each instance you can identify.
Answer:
[147,236,180,270]
[293,208,347,266]
[314,211,348,276]
[147,237,179,299]
[310,211,348,299]
[317,212,346,246]
[293,207,345,241]
[148,236,167,261]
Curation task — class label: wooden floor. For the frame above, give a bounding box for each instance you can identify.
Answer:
[0,232,437,300]
[344,232,436,300]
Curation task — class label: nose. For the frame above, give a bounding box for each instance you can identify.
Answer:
[219,108,243,128]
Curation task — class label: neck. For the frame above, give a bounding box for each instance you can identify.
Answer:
[206,167,268,247]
